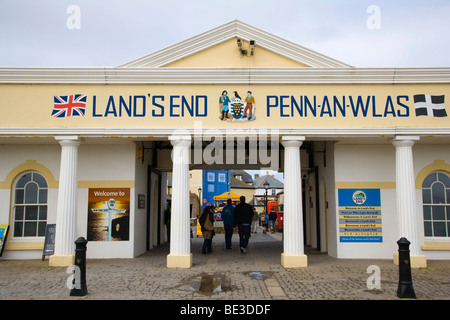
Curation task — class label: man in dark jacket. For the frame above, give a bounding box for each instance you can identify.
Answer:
[234,196,254,253]
[269,209,277,233]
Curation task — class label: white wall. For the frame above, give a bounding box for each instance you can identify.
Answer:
[333,143,450,260]
[0,143,142,259]
[78,143,137,259]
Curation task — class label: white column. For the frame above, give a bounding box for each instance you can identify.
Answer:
[281,136,307,268]
[49,136,81,267]
[167,135,192,268]
[392,136,426,268]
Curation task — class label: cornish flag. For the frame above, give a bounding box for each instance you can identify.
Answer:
[414,94,447,117]
[52,94,87,117]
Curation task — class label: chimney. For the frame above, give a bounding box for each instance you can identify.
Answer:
[255,174,259,179]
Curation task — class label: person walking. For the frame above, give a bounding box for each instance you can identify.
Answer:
[234,196,254,254]
[199,206,215,254]
[251,207,259,233]
[164,200,171,242]
[260,211,269,234]
[269,209,277,233]
[221,198,235,249]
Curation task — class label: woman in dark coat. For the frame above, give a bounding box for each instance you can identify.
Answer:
[199,206,215,254]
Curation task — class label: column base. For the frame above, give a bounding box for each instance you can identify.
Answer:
[281,253,308,268]
[167,253,193,268]
[393,253,427,268]
[49,254,74,267]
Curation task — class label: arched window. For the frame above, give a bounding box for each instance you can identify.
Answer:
[12,172,48,238]
[422,171,450,237]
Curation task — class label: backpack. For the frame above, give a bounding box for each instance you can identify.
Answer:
[261,215,266,222]
[203,216,214,231]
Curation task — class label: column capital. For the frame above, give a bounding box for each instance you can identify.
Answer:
[169,135,191,147]
[55,136,81,148]
[391,136,420,148]
[281,136,305,148]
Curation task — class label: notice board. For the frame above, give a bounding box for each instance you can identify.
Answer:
[42,224,56,258]
[338,189,382,242]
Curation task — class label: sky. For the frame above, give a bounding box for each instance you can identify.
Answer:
[1,0,450,68]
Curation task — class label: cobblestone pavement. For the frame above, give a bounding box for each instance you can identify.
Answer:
[0,229,449,300]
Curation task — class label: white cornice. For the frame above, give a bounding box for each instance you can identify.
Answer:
[119,20,351,68]
[0,127,449,139]
[1,67,450,84]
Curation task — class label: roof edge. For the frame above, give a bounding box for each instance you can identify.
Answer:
[119,20,351,68]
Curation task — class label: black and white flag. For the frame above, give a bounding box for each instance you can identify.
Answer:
[414,94,447,117]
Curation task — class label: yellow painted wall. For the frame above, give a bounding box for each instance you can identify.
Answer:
[164,38,308,68]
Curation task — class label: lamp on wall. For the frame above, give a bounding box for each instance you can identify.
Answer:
[249,40,256,55]
[237,38,256,56]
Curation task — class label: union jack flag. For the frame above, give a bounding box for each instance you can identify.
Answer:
[52,94,87,117]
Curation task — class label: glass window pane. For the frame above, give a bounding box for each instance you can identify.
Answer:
[433,222,447,237]
[14,222,23,237]
[25,206,38,220]
[24,222,37,237]
[38,189,47,204]
[33,173,47,188]
[16,173,31,188]
[432,182,445,204]
[14,206,24,220]
[447,206,450,220]
[448,222,450,238]
[424,221,432,236]
[422,173,437,188]
[38,222,47,237]
[423,205,431,220]
[422,189,431,204]
[433,206,446,220]
[25,183,38,204]
[447,189,450,204]
[438,172,450,187]
[38,206,47,220]
[15,189,24,204]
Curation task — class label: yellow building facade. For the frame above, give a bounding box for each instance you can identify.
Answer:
[0,21,449,268]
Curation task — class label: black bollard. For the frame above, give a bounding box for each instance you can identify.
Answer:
[70,237,88,296]
[396,237,416,299]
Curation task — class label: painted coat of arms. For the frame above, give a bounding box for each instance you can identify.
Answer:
[219,90,256,122]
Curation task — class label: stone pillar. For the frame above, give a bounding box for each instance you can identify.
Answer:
[392,136,426,268]
[49,136,81,267]
[167,135,192,268]
[281,136,307,268]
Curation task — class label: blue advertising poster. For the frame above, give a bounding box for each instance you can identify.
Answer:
[338,189,382,242]
[0,224,10,256]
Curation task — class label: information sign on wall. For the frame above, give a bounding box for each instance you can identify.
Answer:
[87,188,130,241]
[338,189,382,242]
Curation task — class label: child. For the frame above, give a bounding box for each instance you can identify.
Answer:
[260,212,269,234]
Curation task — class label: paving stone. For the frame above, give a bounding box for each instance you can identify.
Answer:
[0,229,449,300]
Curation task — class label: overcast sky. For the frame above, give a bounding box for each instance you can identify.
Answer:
[1,0,449,68]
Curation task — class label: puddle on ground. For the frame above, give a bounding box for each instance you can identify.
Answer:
[247,271,273,280]
[190,273,222,294]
